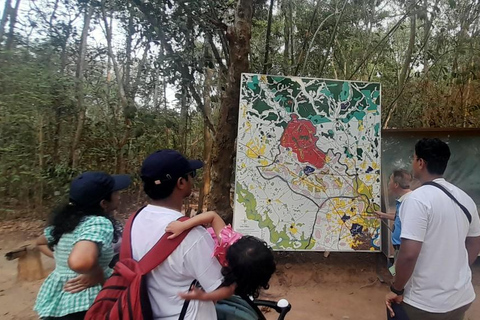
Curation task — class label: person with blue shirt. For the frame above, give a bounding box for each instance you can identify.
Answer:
[375,169,412,275]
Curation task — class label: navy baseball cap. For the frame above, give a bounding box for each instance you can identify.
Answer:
[141,149,203,185]
[69,171,131,207]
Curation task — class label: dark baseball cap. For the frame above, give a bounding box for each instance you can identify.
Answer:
[69,171,131,207]
[141,149,203,185]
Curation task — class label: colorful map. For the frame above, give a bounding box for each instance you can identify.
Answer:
[233,74,381,251]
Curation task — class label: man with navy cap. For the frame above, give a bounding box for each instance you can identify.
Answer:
[130,149,224,320]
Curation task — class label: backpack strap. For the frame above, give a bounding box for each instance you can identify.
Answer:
[119,206,146,261]
[138,216,191,275]
[119,206,192,275]
[422,181,472,224]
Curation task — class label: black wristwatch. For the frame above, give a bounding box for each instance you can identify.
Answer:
[390,284,404,296]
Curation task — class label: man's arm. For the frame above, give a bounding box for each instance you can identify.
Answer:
[374,211,396,221]
[466,236,480,266]
[392,239,422,290]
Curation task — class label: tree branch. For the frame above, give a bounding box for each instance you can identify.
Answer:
[301,12,335,75]
[185,72,216,135]
[318,0,347,77]
[207,33,227,73]
[294,0,322,75]
[348,0,423,80]
[132,42,150,96]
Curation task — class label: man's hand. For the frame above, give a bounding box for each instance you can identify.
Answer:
[375,211,385,219]
[64,267,104,293]
[178,287,207,301]
[385,292,403,318]
[375,211,396,221]
[166,221,187,239]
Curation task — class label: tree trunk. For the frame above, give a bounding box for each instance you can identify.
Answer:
[52,27,71,164]
[302,12,335,75]
[262,0,274,74]
[5,0,20,50]
[207,0,253,223]
[36,112,45,209]
[70,6,94,169]
[153,71,161,110]
[289,0,294,68]
[198,46,214,213]
[318,0,348,77]
[101,2,139,173]
[422,0,429,74]
[179,86,188,154]
[383,4,416,129]
[70,5,94,169]
[0,0,11,44]
[281,0,290,74]
[294,0,321,75]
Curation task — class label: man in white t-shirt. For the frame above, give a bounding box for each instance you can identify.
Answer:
[132,149,224,320]
[386,138,480,320]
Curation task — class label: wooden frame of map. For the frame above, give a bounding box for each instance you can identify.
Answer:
[233,74,381,252]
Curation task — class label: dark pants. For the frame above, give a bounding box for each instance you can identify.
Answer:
[402,302,472,320]
[43,311,87,320]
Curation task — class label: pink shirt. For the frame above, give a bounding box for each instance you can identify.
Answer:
[207,225,242,267]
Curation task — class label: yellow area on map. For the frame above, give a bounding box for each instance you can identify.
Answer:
[246,137,266,159]
[358,120,364,131]
[289,224,298,234]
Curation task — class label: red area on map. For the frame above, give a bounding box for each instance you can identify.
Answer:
[280,114,326,169]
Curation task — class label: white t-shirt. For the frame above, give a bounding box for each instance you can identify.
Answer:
[131,205,224,320]
[400,178,480,313]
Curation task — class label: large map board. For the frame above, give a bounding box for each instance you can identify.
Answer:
[233,74,382,251]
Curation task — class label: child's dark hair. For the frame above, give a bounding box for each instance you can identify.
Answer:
[221,236,276,298]
[47,194,120,249]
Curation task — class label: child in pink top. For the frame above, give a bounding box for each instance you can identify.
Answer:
[166,211,275,301]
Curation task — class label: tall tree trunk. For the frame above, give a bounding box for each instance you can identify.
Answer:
[37,112,45,209]
[101,2,143,173]
[289,0,294,69]
[294,0,321,75]
[179,86,188,154]
[5,0,20,50]
[70,5,94,169]
[52,27,71,164]
[198,42,214,213]
[153,71,161,110]
[281,0,290,74]
[302,12,335,75]
[262,0,274,74]
[422,0,429,74]
[318,0,348,77]
[207,0,253,223]
[384,4,416,129]
[0,0,11,44]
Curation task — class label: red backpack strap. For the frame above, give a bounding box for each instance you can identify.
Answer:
[138,216,190,275]
[119,206,146,260]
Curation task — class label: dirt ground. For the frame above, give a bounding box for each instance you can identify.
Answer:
[1,219,479,320]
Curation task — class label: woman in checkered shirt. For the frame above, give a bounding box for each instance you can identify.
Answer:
[34,172,130,320]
